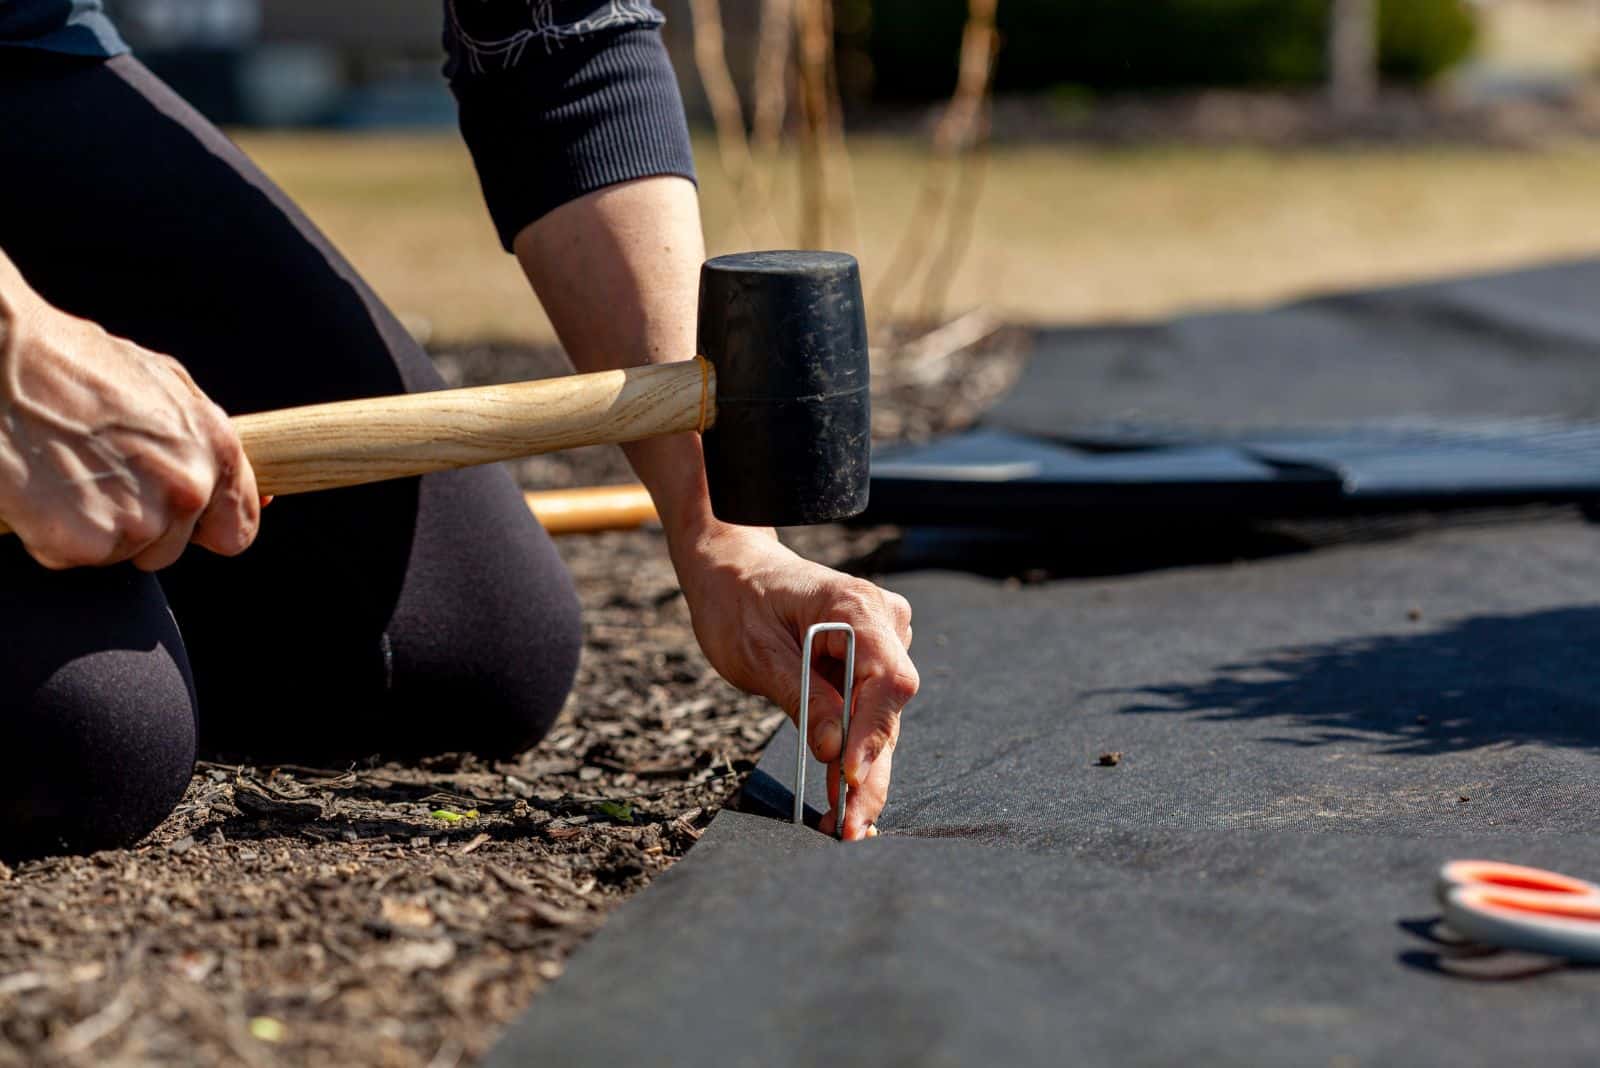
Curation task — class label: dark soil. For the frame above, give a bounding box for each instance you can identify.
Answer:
[0,328,1027,1067]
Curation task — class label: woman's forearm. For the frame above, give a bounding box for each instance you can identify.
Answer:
[511,175,763,552]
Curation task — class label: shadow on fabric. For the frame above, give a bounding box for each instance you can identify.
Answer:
[1395,917,1589,983]
[841,509,1589,584]
[1111,606,1600,756]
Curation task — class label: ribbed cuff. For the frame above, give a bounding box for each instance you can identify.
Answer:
[452,26,698,251]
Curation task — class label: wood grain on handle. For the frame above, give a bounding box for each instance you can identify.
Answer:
[241,359,712,495]
[0,359,713,535]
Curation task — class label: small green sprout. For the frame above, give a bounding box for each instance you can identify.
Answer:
[596,800,634,824]
[249,1017,286,1043]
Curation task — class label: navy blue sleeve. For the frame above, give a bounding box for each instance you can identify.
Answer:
[445,1,698,251]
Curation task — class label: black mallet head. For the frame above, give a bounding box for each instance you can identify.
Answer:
[698,251,871,527]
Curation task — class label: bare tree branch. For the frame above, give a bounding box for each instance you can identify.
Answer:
[1329,0,1377,116]
[688,0,756,243]
[875,0,1000,326]
[795,0,832,249]
[750,0,795,247]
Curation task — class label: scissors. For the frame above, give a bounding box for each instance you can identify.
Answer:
[1437,859,1600,963]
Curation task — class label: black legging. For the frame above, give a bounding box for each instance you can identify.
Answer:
[0,54,583,860]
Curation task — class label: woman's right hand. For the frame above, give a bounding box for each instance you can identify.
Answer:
[0,256,260,571]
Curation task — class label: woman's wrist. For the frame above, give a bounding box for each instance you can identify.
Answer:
[614,432,780,599]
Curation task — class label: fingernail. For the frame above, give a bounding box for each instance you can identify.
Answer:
[867,823,879,838]
[260,495,274,509]
[813,719,842,761]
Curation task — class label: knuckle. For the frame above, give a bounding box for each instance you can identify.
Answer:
[153,351,188,375]
[882,664,920,705]
[164,474,210,516]
[889,592,913,623]
[208,406,243,454]
[158,355,205,394]
[836,579,879,613]
[853,578,886,603]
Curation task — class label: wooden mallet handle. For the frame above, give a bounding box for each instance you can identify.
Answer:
[524,484,658,535]
[0,358,713,534]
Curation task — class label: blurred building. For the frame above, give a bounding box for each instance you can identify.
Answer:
[109,0,450,125]
[115,0,1593,128]
[105,0,728,126]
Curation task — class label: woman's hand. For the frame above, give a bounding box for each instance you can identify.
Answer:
[676,525,918,840]
[0,261,260,571]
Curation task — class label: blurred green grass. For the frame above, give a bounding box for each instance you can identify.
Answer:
[236,129,1600,343]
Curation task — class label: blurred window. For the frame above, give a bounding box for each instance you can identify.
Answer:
[112,0,261,50]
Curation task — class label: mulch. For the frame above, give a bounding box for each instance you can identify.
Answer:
[0,327,1027,1068]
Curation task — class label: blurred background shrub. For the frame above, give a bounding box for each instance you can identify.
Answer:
[855,0,1477,100]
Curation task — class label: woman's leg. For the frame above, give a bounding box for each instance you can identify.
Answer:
[0,54,582,765]
[0,541,198,860]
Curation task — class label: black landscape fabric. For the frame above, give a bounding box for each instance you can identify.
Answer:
[492,517,1600,1066]
[489,261,1600,1066]
[989,257,1600,444]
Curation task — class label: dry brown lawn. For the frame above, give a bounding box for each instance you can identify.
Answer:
[235,129,1600,343]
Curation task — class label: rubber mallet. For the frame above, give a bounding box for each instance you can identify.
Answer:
[0,251,871,536]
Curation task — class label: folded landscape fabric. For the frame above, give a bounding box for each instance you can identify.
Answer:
[869,257,1600,527]
[866,421,1600,526]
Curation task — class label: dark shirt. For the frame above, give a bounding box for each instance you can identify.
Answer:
[0,0,126,56]
[443,0,663,79]
[443,1,695,249]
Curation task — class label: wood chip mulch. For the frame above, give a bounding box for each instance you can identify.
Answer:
[0,327,1027,1068]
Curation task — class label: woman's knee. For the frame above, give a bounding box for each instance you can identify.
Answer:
[1,646,197,861]
[393,551,583,758]
[386,466,586,758]
[0,558,197,860]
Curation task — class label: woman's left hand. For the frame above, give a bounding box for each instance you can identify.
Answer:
[674,525,918,840]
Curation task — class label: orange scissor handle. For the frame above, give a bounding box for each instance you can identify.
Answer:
[1436,859,1600,906]
[1438,859,1600,963]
